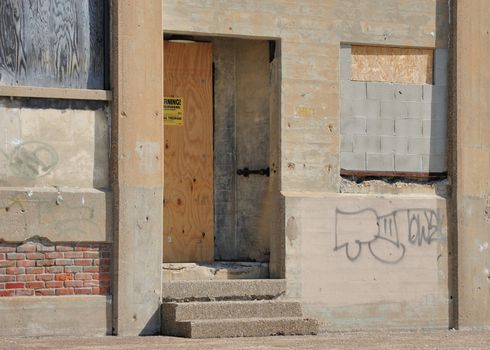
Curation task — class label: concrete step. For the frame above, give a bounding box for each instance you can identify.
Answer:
[162,300,303,321]
[162,262,269,281]
[162,279,286,302]
[166,317,319,338]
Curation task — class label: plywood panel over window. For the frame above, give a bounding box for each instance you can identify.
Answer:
[351,46,433,84]
[0,0,106,89]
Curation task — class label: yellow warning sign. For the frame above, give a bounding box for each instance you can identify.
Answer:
[164,97,184,125]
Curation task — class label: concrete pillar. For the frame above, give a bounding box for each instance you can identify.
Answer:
[453,0,490,329]
[111,0,163,335]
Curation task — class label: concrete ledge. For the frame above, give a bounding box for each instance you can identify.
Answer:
[0,187,112,242]
[0,85,112,101]
[162,262,269,281]
[0,295,111,336]
[177,317,318,338]
[282,191,447,200]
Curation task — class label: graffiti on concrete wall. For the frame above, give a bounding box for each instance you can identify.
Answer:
[1,110,59,180]
[0,141,59,178]
[334,208,444,264]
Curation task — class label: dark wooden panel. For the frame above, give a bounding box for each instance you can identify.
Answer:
[0,0,105,89]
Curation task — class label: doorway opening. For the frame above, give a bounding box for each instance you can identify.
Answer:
[163,34,282,280]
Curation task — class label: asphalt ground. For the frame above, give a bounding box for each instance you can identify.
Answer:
[2,330,490,350]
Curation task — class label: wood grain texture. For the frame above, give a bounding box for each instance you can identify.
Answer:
[0,0,105,89]
[163,41,214,263]
[351,45,433,84]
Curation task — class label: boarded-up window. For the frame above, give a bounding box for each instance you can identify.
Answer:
[351,46,433,84]
[0,0,106,89]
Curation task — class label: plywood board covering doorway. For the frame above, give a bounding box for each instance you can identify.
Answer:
[163,41,214,262]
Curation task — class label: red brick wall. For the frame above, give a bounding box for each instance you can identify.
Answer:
[0,242,111,297]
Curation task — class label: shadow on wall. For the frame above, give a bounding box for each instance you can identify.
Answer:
[431,0,455,330]
[139,309,162,336]
[427,47,448,175]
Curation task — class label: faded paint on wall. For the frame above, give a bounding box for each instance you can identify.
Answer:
[0,106,110,188]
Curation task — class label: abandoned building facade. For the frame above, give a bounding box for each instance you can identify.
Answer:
[0,0,489,337]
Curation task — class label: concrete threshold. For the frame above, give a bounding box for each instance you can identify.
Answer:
[162,261,269,281]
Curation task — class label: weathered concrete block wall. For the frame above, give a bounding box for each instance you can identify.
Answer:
[340,47,448,173]
[0,295,111,337]
[164,0,450,331]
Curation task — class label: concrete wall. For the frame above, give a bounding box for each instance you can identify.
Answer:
[0,0,162,337]
[163,0,449,193]
[164,0,451,331]
[453,0,490,329]
[285,193,449,331]
[112,0,163,336]
[0,99,111,243]
[0,101,110,188]
[0,296,111,336]
[340,47,448,173]
[0,0,459,337]
[0,99,112,333]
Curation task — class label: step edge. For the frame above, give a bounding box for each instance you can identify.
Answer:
[162,279,286,283]
[186,317,319,338]
[173,310,304,321]
[166,301,304,320]
[163,300,302,306]
[181,317,318,324]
